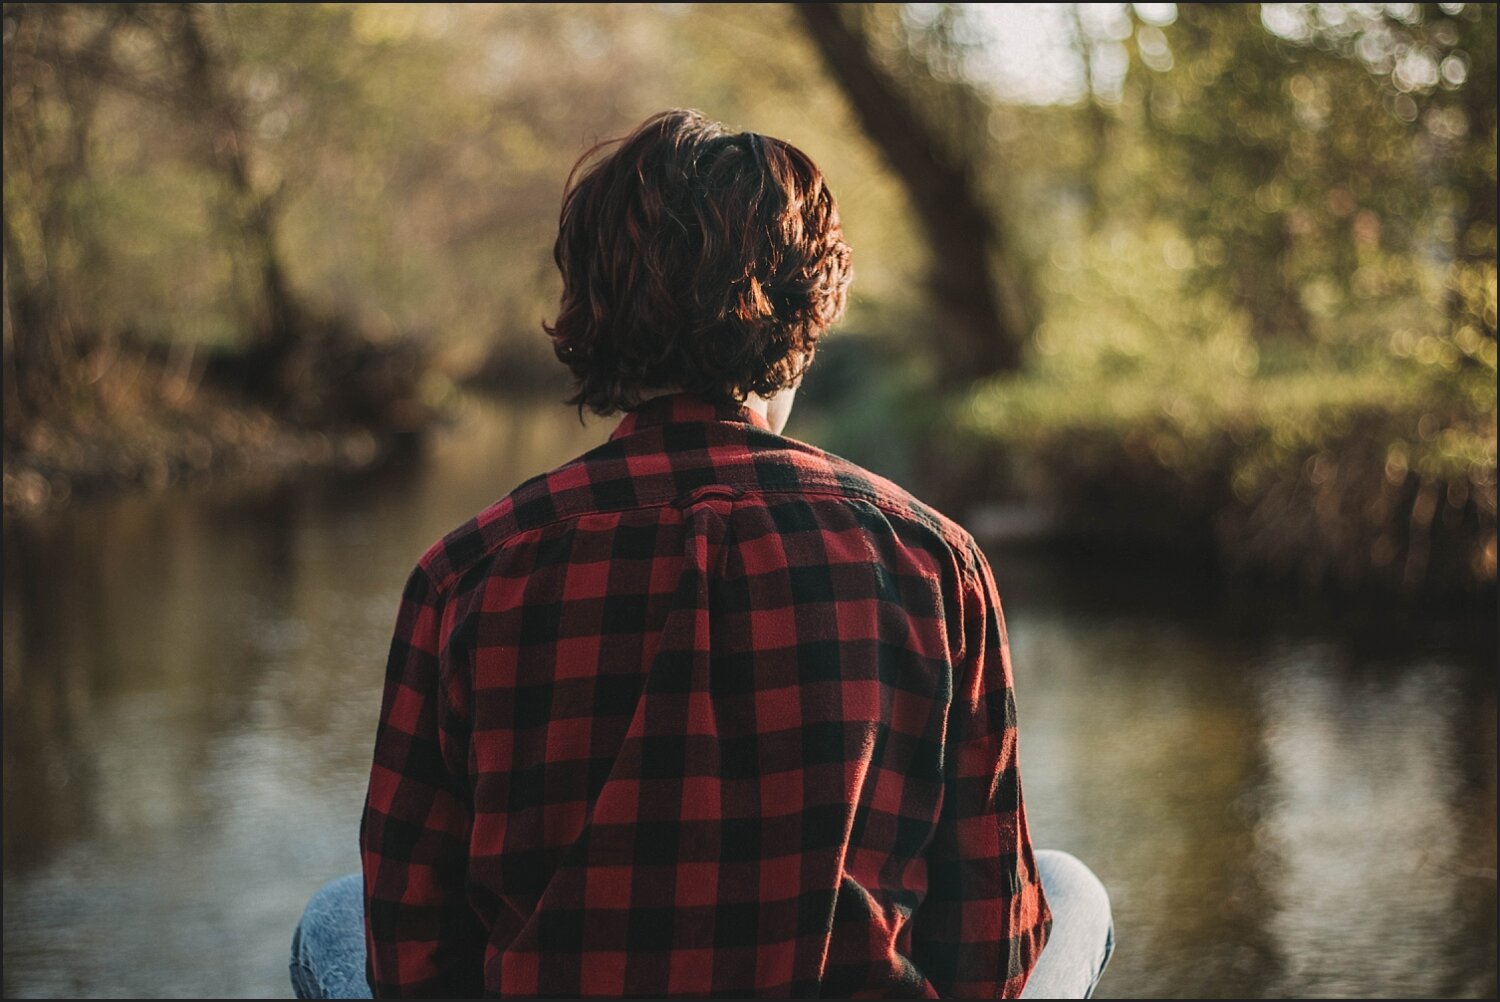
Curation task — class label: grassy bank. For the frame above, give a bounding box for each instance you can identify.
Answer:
[936,338,1495,597]
[796,301,1495,600]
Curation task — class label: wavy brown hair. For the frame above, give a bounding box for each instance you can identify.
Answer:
[544,109,852,415]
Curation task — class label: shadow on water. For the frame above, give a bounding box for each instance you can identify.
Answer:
[3,396,1495,998]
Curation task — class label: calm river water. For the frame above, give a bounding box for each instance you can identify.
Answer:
[3,398,1495,998]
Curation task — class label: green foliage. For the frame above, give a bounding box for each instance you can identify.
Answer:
[872,1,1498,593]
[3,2,1495,590]
[3,3,922,354]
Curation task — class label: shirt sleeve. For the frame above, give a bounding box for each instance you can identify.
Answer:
[360,563,486,997]
[910,546,1051,998]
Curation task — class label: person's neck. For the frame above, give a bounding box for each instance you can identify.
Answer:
[634,386,786,433]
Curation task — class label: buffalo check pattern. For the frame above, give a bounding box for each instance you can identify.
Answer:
[361,393,1050,997]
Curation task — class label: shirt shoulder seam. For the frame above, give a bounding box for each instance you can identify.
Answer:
[422,483,975,598]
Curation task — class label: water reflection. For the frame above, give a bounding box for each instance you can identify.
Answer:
[3,399,1495,998]
[2,399,608,997]
[1008,589,1282,996]
[997,552,1497,999]
[1255,650,1497,998]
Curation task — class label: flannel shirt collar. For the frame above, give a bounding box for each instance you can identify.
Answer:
[609,392,772,441]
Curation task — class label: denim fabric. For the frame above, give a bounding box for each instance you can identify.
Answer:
[1019,850,1115,999]
[290,874,372,1000]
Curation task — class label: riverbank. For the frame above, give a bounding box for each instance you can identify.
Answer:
[793,331,1497,600]
[8,332,1495,602]
[2,337,443,516]
[939,362,1496,599]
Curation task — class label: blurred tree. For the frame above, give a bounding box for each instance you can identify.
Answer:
[1402,2,1496,339]
[943,1,1496,594]
[2,3,125,420]
[795,2,1034,384]
[1134,4,1324,341]
[1453,27,1497,335]
[3,2,307,405]
[1131,2,1496,345]
[167,2,300,389]
[1068,3,1115,233]
[4,2,925,434]
[5,1,1493,588]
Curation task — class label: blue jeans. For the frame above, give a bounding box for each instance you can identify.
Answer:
[290,850,1112,998]
[1019,850,1115,999]
[289,873,372,1000]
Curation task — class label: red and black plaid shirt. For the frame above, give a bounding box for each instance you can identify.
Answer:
[361,393,1049,998]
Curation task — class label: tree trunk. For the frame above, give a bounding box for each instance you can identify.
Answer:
[1235,217,1311,342]
[1070,4,1111,233]
[0,3,119,417]
[172,3,299,360]
[1453,6,1497,339]
[2,211,56,425]
[794,2,1032,385]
